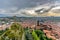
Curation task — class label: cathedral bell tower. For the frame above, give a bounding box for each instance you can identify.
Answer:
[37,20,40,26]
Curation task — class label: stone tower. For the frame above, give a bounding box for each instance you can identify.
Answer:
[37,20,40,26]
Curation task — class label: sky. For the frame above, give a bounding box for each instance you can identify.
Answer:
[0,0,60,17]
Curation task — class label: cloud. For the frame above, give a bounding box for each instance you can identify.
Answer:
[0,7,18,13]
[0,5,60,17]
[0,9,6,13]
[18,5,60,17]
[0,0,56,9]
[0,0,60,17]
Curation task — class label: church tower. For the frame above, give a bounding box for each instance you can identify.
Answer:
[37,20,40,26]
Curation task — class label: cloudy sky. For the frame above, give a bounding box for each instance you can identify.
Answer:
[0,0,60,17]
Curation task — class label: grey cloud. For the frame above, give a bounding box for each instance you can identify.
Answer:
[0,0,60,17]
[52,9,60,13]
[0,0,56,9]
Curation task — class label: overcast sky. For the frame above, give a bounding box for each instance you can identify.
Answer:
[0,0,53,9]
[0,0,60,17]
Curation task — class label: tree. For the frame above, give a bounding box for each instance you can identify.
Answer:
[0,23,24,40]
[32,30,40,40]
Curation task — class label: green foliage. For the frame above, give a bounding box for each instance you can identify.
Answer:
[25,31,33,40]
[0,30,5,35]
[35,30,44,37]
[0,23,24,40]
[11,23,21,30]
[32,30,40,40]
[34,30,52,40]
